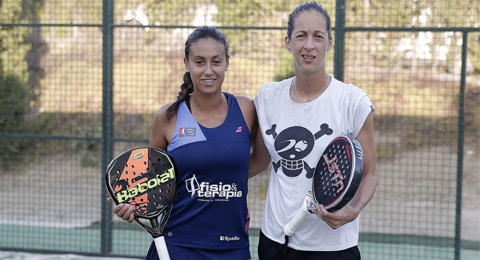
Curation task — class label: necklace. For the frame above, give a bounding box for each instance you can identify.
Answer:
[292,74,331,112]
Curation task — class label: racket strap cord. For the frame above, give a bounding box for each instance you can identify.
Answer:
[282,235,290,255]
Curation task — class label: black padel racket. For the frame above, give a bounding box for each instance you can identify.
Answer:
[283,135,363,246]
[105,147,176,260]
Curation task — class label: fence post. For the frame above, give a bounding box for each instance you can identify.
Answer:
[334,0,346,81]
[454,31,468,260]
[101,0,114,256]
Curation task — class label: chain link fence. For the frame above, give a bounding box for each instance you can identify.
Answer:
[1,0,479,259]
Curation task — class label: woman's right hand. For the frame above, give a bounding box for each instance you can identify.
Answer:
[107,197,135,223]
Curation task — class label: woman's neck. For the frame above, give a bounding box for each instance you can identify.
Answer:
[190,93,228,127]
[291,73,331,103]
[190,92,225,109]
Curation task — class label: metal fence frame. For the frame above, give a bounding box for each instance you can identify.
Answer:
[0,0,477,259]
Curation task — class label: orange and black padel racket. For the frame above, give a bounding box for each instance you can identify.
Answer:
[105,147,176,260]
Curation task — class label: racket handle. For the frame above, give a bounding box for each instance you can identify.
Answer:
[154,236,171,260]
[284,191,313,237]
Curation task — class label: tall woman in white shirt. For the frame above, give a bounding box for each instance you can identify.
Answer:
[252,2,379,259]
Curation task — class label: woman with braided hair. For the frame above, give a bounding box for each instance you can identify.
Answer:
[111,26,269,260]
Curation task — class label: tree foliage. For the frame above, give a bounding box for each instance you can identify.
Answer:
[0,0,46,170]
[345,0,479,73]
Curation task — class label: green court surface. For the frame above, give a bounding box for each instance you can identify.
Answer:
[0,225,478,260]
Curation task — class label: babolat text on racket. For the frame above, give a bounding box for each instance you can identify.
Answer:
[283,135,363,249]
[105,147,176,260]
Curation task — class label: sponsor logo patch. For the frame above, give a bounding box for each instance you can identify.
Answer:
[179,127,196,137]
[185,174,243,201]
[220,235,240,242]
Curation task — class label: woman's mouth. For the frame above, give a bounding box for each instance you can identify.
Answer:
[302,55,316,61]
[201,79,216,85]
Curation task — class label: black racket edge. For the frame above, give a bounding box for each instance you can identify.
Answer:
[104,148,131,206]
[105,151,129,206]
[312,135,364,212]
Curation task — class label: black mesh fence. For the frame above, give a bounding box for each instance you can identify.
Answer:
[0,0,478,259]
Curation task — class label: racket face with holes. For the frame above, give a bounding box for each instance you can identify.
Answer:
[105,147,176,220]
[312,135,364,211]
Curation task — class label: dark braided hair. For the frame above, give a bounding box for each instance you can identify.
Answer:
[165,26,230,120]
[287,1,332,40]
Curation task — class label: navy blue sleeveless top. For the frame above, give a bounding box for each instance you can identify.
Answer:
[164,93,250,249]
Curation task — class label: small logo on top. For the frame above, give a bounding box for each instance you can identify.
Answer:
[179,127,196,137]
[133,151,144,160]
[236,126,243,133]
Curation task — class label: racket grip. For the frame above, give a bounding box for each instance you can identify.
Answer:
[154,236,171,260]
[284,191,313,237]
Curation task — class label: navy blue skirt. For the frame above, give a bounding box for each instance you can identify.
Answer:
[145,241,251,260]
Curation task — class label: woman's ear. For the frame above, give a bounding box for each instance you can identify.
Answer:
[184,57,189,72]
[285,36,292,53]
[327,36,333,52]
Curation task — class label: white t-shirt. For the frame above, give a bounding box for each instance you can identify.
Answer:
[254,76,375,251]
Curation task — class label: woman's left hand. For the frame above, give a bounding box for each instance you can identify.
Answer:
[311,203,359,230]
